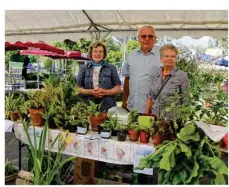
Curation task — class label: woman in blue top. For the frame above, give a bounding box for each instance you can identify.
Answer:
[76,42,121,112]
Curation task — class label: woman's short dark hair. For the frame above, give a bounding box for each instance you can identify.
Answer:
[88,41,107,59]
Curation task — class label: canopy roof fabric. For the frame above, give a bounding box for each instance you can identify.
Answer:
[5,10,228,42]
[20,49,90,60]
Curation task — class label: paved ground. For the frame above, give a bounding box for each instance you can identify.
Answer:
[5,132,28,170]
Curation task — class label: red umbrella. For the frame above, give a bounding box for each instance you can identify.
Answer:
[20,50,64,58]
[5,42,28,50]
[20,49,90,60]
[65,51,90,60]
[5,41,65,54]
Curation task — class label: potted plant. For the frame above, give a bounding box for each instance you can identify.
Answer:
[46,102,66,129]
[106,113,118,136]
[152,120,170,146]
[137,123,228,185]
[5,92,24,121]
[128,122,140,141]
[127,110,140,141]
[25,90,47,126]
[5,159,18,184]
[20,114,76,185]
[63,115,78,133]
[76,113,90,135]
[138,116,154,143]
[87,101,107,131]
[100,119,113,139]
[115,121,128,141]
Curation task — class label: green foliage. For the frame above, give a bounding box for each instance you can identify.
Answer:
[127,110,139,126]
[25,90,47,109]
[106,50,123,63]
[5,159,17,176]
[21,113,76,185]
[137,123,228,185]
[59,74,81,108]
[129,122,139,131]
[216,36,228,57]
[200,83,228,126]
[176,58,228,127]
[126,40,140,54]
[71,102,90,127]
[5,92,24,114]
[101,118,115,131]
[43,58,53,69]
[87,100,102,116]
[115,120,128,131]
[43,73,60,87]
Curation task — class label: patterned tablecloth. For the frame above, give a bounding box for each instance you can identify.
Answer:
[13,122,155,166]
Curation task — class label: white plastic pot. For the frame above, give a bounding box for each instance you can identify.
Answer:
[77,126,87,135]
[101,131,111,139]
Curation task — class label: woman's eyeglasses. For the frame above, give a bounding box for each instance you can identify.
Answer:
[140,35,155,39]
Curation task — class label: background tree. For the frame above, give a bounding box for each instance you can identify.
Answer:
[216,37,228,57]
[126,40,140,54]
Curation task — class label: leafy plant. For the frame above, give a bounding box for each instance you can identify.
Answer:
[87,100,102,117]
[25,90,47,109]
[5,92,24,116]
[137,122,228,184]
[160,91,196,134]
[100,114,117,131]
[59,74,81,108]
[115,120,128,131]
[21,110,76,185]
[129,122,139,131]
[200,83,228,127]
[5,159,17,176]
[127,110,139,126]
[42,73,60,87]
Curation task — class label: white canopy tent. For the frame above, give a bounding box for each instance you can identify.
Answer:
[5,10,228,42]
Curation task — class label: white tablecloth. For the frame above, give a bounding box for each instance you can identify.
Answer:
[13,122,155,166]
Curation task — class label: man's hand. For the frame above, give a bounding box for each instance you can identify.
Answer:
[97,88,108,98]
[92,88,101,98]
[121,101,127,109]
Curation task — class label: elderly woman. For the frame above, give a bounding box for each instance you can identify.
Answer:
[145,44,189,118]
[76,41,121,112]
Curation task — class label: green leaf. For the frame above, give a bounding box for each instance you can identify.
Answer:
[158,169,166,184]
[177,124,200,143]
[137,155,152,169]
[179,143,192,159]
[214,174,226,184]
[172,170,187,184]
[36,158,42,172]
[161,170,171,184]
[202,155,228,175]
[159,143,177,171]
[186,157,199,183]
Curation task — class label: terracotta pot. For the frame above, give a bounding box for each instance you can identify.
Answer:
[9,112,20,121]
[139,131,150,143]
[29,108,45,126]
[152,134,168,146]
[128,130,139,141]
[89,113,106,131]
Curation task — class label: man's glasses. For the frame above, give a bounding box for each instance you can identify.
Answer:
[140,35,155,39]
